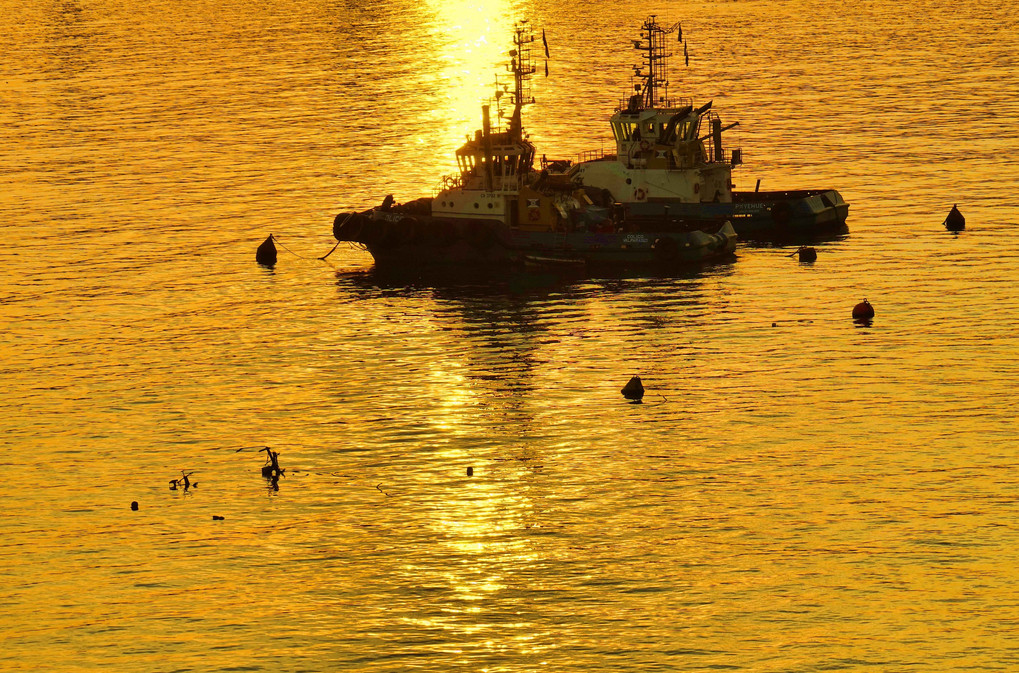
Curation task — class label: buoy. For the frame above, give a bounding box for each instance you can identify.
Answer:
[212,515,225,521]
[797,246,817,262]
[467,467,474,477]
[256,234,277,266]
[130,501,139,511]
[852,299,875,322]
[169,480,178,491]
[944,204,965,231]
[621,375,645,401]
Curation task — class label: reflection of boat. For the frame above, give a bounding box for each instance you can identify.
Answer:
[566,16,849,237]
[331,21,736,271]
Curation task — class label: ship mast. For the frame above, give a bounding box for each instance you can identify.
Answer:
[507,21,536,141]
[632,15,681,109]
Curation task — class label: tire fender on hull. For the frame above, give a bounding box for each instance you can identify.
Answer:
[771,201,793,226]
[653,236,680,262]
[465,221,495,250]
[333,212,357,241]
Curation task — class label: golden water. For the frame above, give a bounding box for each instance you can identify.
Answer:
[3,0,1019,670]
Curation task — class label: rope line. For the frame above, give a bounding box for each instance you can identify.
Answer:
[270,234,314,260]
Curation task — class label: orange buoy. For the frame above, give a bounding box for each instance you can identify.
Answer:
[852,299,875,321]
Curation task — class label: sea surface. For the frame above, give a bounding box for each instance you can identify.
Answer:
[3,0,1019,670]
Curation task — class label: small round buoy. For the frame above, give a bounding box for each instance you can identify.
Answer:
[130,501,139,511]
[944,204,965,231]
[256,234,277,266]
[621,375,645,401]
[797,246,817,263]
[852,299,875,322]
[467,466,474,477]
[212,515,225,521]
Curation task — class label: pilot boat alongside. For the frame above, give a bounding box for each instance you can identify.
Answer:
[567,16,849,237]
[331,22,736,271]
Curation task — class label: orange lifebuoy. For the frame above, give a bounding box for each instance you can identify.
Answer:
[528,208,541,222]
[639,140,652,152]
[635,188,647,201]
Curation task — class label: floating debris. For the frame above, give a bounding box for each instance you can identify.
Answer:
[212,515,225,521]
[467,466,474,477]
[944,204,965,231]
[130,501,139,511]
[256,234,277,266]
[259,447,285,491]
[852,299,875,322]
[260,448,284,478]
[797,246,817,263]
[621,375,645,401]
[170,471,197,492]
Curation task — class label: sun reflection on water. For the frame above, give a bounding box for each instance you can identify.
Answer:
[420,0,516,172]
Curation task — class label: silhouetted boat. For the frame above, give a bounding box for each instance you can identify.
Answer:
[331,21,736,271]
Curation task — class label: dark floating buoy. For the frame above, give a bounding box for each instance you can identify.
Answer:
[944,204,965,231]
[852,298,875,322]
[467,466,474,477]
[212,515,225,521]
[131,501,139,511]
[797,246,817,263]
[621,375,645,401]
[256,234,277,266]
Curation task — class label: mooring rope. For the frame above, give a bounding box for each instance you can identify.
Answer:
[269,234,316,260]
[320,213,353,260]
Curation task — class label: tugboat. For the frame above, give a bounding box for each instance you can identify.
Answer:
[567,16,849,237]
[331,21,736,271]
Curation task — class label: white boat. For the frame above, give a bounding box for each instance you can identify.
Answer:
[566,16,849,237]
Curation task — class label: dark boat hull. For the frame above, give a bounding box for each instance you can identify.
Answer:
[623,189,850,237]
[333,210,736,270]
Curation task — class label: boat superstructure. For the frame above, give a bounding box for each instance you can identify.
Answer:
[570,16,739,207]
[568,16,849,236]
